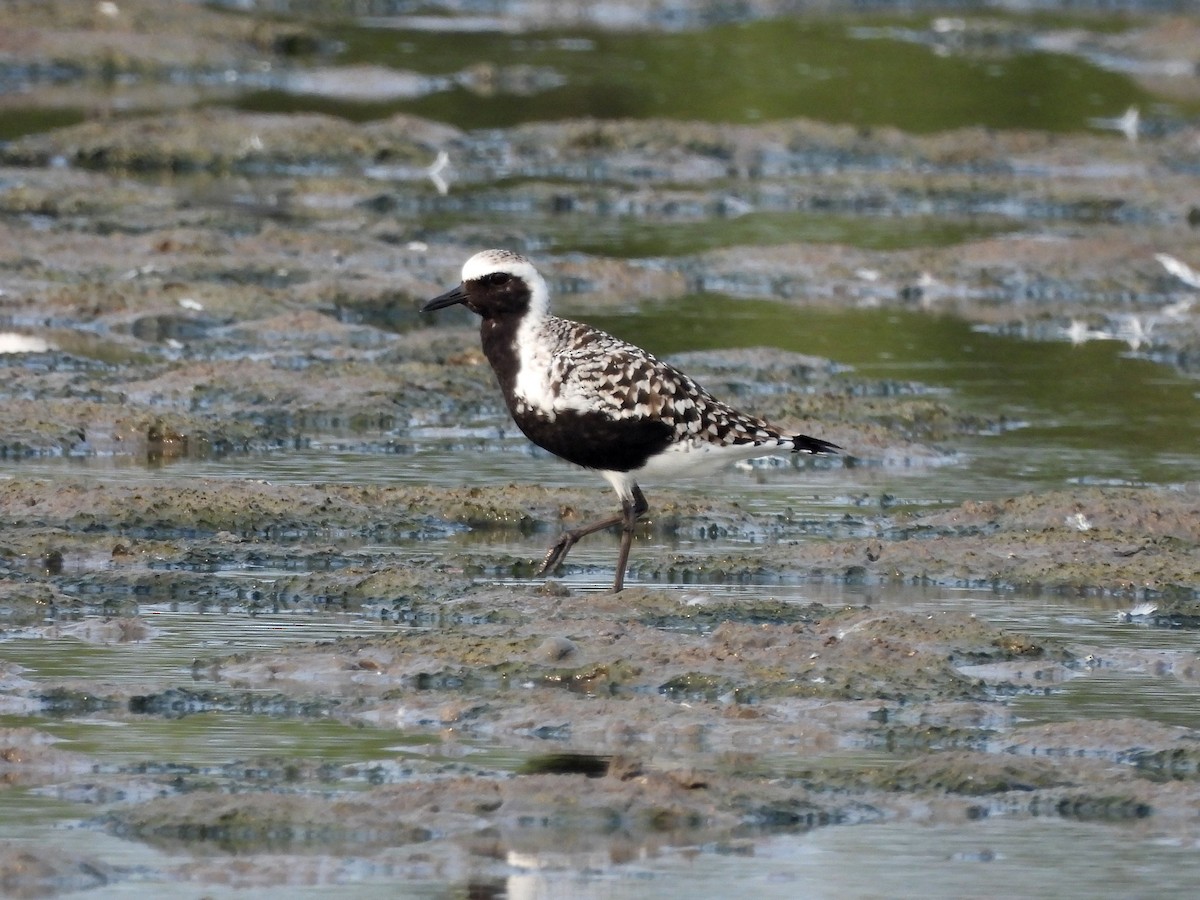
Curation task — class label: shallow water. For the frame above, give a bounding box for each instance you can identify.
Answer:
[1,579,1198,897]
[4,296,1197,741]
[5,296,1198,894]
[252,15,1164,133]
[609,820,1200,900]
[590,298,1200,489]
[5,9,1193,143]
[410,207,1021,259]
[4,5,1200,896]
[13,298,1197,494]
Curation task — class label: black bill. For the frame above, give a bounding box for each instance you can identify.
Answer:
[421,284,468,312]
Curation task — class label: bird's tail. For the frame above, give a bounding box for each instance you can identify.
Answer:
[792,434,840,455]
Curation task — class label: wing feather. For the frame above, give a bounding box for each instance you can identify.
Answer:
[545,318,784,446]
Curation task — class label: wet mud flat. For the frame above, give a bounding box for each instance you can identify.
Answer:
[1,471,1199,893]
[1,475,1199,893]
[2,0,1200,895]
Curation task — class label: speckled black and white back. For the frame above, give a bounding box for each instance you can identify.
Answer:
[526,315,798,453]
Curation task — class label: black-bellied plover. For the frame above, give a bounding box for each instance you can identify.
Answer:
[422,249,839,592]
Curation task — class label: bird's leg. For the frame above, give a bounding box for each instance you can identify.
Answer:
[611,485,648,593]
[536,485,649,592]
[536,512,623,577]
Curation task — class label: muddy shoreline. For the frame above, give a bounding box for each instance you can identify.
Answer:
[2,1,1200,896]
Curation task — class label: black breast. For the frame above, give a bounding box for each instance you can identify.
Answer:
[513,407,674,472]
[479,314,674,472]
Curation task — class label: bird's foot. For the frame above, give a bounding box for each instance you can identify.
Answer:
[536,532,578,577]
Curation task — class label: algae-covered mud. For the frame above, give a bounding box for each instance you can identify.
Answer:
[1,1,1199,896]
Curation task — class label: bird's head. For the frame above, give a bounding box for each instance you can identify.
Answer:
[422,249,550,320]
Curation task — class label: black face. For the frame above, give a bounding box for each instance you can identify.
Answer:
[422,271,531,320]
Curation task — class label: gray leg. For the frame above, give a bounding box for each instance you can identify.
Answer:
[536,485,649,592]
[611,485,648,593]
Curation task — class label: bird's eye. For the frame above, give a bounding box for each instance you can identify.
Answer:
[486,272,511,286]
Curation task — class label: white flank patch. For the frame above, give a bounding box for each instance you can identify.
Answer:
[635,438,790,480]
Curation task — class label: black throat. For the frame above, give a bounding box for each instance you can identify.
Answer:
[479,313,524,405]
